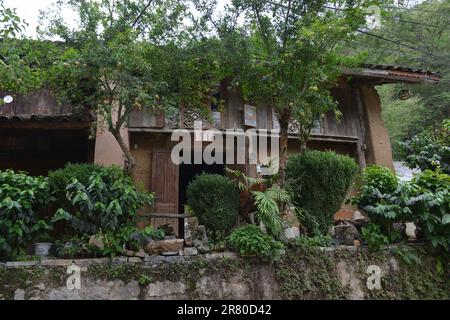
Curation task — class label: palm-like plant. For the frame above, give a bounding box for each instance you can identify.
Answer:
[252,185,290,237]
[226,167,290,237]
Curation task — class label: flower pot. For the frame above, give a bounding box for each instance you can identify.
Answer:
[33,242,53,257]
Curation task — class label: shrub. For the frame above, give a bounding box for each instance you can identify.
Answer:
[351,165,404,237]
[408,170,450,250]
[361,165,398,194]
[48,163,105,208]
[286,150,358,236]
[227,224,284,259]
[353,167,450,251]
[226,167,289,238]
[0,170,52,260]
[186,173,239,239]
[51,164,153,237]
[400,119,450,174]
[296,234,331,248]
[361,223,389,251]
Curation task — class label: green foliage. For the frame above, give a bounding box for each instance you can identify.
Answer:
[53,235,100,259]
[296,235,332,248]
[252,185,289,238]
[354,166,450,251]
[187,173,239,239]
[379,85,428,159]
[407,170,450,251]
[48,163,106,208]
[50,164,153,237]
[353,1,450,157]
[361,165,399,194]
[286,150,358,235]
[0,170,52,261]
[351,165,405,236]
[361,223,390,251]
[400,119,450,174]
[227,224,284,259]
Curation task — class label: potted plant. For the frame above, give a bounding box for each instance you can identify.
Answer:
[32,220,54,257]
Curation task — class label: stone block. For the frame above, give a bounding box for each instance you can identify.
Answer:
[6,261,37,268]
[40,259,73,267]
[144,239,184,255]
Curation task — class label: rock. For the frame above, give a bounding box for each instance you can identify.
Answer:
[161,251,179,256]
[284,227,300,240]
[6,261,37,268]
[144,239,184,255]
[164,235,177,240]
[120,281,140,299]
[165,256,184,263]
[41,259,73,267]
[14,289,25,300]
[89,235,104,250]
[35,283,46,291]
[183,247,198,256]
[123,249,135,257]
[134,250,146,258]
[184,218,193,247]
[193,239,210,254]
[222,251,238,259]
[146,281,186,299]
[351,210,369,227]
[333,222,359,245]
[111,256,128,264]
[353,240,361,246]
[128,257,142,263]
[405,222,417,240]
[73,258,109,267]
[282,205,300,228]
[187,216,199,239]
[205,252,224,260]
[144,255,166,264]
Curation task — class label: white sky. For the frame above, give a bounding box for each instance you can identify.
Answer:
[4,0,231,38]
[4,0,424,38]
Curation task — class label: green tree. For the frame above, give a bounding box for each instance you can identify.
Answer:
[39,0,188,172]
[352,0,450,155]
[225,0,372,185]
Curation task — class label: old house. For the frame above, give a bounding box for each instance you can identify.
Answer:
[0,64,441,234]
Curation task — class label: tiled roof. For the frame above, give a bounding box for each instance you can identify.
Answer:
[0,112,95,122]
[361,63,441,77]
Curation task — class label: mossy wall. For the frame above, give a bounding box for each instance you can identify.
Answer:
[0,246,448,300]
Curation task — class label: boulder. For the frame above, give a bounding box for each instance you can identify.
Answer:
[284,227,300,241]
[144,239,184,255]
[350,210,369,227]
[183,247,198,256]
[333,222,359,245]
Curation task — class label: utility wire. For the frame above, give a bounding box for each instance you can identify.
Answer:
[356,29,432,56]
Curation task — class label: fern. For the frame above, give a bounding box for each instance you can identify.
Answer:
[252,190,283,237]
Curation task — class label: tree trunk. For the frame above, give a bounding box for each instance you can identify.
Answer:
[278,118,289,186]
[112,129,136,175]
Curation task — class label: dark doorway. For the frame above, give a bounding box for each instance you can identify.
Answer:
[0,128,94,176]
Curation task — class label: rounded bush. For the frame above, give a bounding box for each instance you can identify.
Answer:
[186,173,239,238]
[286,150,358,235]
[361,165,398,194]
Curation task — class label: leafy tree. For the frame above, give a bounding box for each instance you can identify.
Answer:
[352,0,450,154]
[223,0,373,185]
[39,0,189,172]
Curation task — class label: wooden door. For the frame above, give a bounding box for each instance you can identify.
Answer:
[151,148,179,235]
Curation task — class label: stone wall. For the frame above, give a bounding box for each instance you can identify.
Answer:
[0,246,448,300]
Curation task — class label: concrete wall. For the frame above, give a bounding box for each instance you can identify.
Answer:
[93,111,129,167]
[360,85,395,171]
[1,246,448,300]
